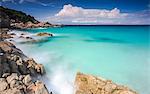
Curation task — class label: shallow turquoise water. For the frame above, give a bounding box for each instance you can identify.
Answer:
[18,26,150,94]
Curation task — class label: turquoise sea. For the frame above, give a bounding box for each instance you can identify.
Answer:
[15,26,150,94]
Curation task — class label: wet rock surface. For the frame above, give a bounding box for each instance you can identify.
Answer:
[75,72,138,94]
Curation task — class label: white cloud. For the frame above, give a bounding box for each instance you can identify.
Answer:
[55,4,125,18]
[46,4,128,24]
[46,4,149,25]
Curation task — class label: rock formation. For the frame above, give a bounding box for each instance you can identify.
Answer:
[0,73,50,94]
[36,32,53,37]
[75,72,137,94]
[0,29,51,94]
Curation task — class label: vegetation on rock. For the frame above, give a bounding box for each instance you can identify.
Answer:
[0,6,39,24]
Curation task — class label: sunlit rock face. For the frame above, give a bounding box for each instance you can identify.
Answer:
[75,72,137,94]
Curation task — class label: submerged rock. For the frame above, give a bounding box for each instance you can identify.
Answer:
[75,72,137,94]
[36,32,53,37]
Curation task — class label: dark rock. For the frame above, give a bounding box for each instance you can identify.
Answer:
[21,33,25,35]
[26,36,33,40]
[10,33,16,35]
[2,63,11,74]
[19,65,28,74]
[0,11,10,28]
[9,61,19,73]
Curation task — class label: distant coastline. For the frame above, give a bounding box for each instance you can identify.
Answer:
[64,24,150,26]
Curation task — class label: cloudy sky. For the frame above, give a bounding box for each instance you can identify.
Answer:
[1,0,150,25]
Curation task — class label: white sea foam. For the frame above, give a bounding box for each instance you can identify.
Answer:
[32,27,47,29]
[15,42,75,94]
[32,51,75,94]
[49,66,75,94]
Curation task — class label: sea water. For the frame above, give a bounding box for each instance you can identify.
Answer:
[14,26,150,94]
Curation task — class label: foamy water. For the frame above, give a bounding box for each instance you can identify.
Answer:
[12,26,150,94]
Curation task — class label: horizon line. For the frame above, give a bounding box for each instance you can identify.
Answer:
[63,24,150,26]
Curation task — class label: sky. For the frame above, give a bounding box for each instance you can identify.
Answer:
[1,0,150,25]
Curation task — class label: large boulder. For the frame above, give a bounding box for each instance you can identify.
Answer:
[75,72,137,94]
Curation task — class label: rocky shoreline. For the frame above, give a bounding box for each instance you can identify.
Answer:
[0,29,52,94]
[11,21,61,29]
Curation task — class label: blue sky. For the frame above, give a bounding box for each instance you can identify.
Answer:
[1,0,150,25]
